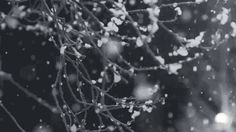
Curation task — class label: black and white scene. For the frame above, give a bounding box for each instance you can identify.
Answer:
[0,0,236,132]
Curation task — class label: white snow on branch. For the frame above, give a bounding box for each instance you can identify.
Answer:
[230,22,236,37]
[175,7,182,16]
[114,73,121,83]
[131,110,141,119]
[60,46,67,55]
[176,47,188,56]
[72,47,82,59]
[105,21,119,32]
[70,124,77,132]
[136,37,144,47]
[155,56,165,65]
[143,0,158,4]
[216,7,230,25]
[186,32,205,48]
[133,84,158,100]
[195,0,208,4]
[167,63,182,75]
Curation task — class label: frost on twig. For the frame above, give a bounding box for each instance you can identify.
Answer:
[0,70,11,80]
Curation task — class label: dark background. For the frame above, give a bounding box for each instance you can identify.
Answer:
[0,0,213,132]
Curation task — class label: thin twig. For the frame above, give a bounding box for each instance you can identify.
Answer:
[0,101,26,132]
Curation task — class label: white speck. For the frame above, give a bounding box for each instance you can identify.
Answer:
[102,39,122,59]
[6,17,19,29]
[70,124,77,132]
[72,47,82,59]
[190,126,195,131]
[195,0,207,4]
[203,118,209,125]
[168,63,182,74]
[232,103,235,107]
[147,23,159,34]
[230,22,236,37]
[155,56,165,65]
[111,17,123,25]
[164,93,168,98]
[136,37,143,47]
[186,32,205,48]
[147,6,160,22]
[114,73,121,83]
[97,78,102,83]
[168,112,173,118]
[33,124,53,132]
[206,65,211,71]
[216,8,230,25]
[145,100,153,104]
[142,105,153,113]
[91,80,96,84]
[107,126,115,131]
[133,84,158,100]
[97,40,103,47]
[193,66,197,72]
[131,110,141,119]
[215,112,230,124]
[105,21,119,32]
[143,0,158,4]
[84,43,91,48]
[60,46,67,55]
[129,0,136,5]
[177,47,188,56]
[175,7,182,15]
